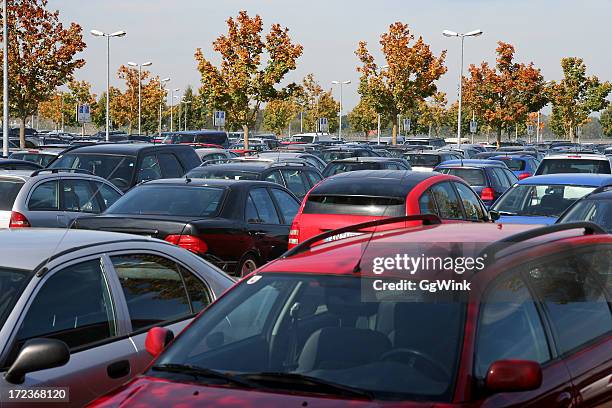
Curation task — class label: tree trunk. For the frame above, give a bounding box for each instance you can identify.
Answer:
[20,117,26,149]
[496,126,502,149]
[243,124,249,150]
[569,121,575,142]
[392,123,397,145]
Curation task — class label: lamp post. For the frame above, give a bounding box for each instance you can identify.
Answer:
[174,95,181,131]
[91,29,126,141]
[182,99,192,131]
[442,29,483,146]
[58,91,65,132]
[169,88,179,132]
[158,77,169,136]
[331,80,351,140]
[2,0,8,157]
[127,61,152,135]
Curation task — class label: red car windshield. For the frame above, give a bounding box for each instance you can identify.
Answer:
[152,273,465,402]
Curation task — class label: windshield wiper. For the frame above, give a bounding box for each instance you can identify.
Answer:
[239,372,373,400]
[152,364,256,389]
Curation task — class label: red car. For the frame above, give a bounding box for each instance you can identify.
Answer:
[89,219,612,407]
[289,170,492,248]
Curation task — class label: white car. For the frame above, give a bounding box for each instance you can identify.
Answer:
[535,153,612,175]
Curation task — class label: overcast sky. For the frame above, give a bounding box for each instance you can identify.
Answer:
[51,0,612,111]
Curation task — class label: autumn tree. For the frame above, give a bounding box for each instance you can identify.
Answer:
[182,86,210,131]
[600,105,612,137]
[0,0,86,147]
[416,92,449,136]
[355,22,447,145]
[462,42,548,146]
[195,11,303,148]
[263,98,296,136]
[348,99,377,138]
[548,57,611,142]
[38,93,65,130]
[293,74,339,133]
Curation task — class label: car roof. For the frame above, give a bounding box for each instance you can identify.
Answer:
[0,170,35,181]
[436,159,506,168]
[489,155,532,160]
[145,177,281,189]
[0,229,161,271]
[310,170,438,197]
[62,143,186,155]
[329,157,402,163]
[518,173,612,186]
[195,148,228,154]
[543,153,609,160]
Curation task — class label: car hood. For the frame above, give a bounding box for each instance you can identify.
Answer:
[89,376,438,408]
[496,215,557,225]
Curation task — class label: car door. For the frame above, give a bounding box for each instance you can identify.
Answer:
[105,253,214,376]
[246,187,288,261]
[59,178,102,227]
[523,245,612,407]
[0,257,135,407]
[475,272,575,407]
[24,179,61,227]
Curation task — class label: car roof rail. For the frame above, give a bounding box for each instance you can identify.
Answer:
[282,214,442,258]
[31,168,94,177]
[481,221,606,262]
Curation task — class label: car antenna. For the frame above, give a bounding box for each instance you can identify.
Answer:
[185,174,191,183]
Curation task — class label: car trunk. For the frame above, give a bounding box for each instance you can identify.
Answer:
[73,214,196,239]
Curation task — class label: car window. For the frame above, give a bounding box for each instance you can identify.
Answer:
[178,266,213,313]
[487,168,505,190]
[271,188,299,224]
[418,189,437,215]
[0,179,25,210]
[454,182,485,221]
[111,254,192,331]
[61,179,101,213]
[16,259,116,350]
[281,169,309,197]
[94,182,122,209]
[264,170,284,185]
[524,247,612,354]
[492,168,512,189]
[28,180,59,211]
[475,274,550,378]
[248,188,280,224]
[430,182,463,219]
[502,168,519,185]
[305,171,322,187]
[137,154,162,183]
[158,153,184,178]
[385,163,401,170]
[438,168,486,186]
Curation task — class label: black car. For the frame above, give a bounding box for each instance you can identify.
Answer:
[322,157,412,177]
[48,143,201,191]
[319,147,381,163]
[0,159,43,170]
[74,178,301,276]
[187,161,323,199]
[556,185,612,232]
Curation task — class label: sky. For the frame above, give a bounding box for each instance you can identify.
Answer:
[51,0,612,112]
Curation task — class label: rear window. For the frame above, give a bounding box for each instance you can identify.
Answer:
[303,195,405,216]
[0,180,24,210]
[536,159,611,175]
[437,168,486,186]
[405,154,441,167]
[494,158,526,171]
[106,185,225,217]
[187,168,259,180]
[325,162,381,176]
[321,151,356,162]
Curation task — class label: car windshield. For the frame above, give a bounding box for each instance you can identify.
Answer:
[106,184,225,217]
[153,273,464,402]
[492,184,596,217]
[50,154,136,190]
[325,162,381,176]
[321,151,357,162]
[437,168,486,186]
[188,168,260,180]
[405,154,440,167]
[304,194,405,217]
[0,179,25,210]
[493,158,526,171]
[536,159,611,175]
[0,268,30,330]
[559,199,612,232]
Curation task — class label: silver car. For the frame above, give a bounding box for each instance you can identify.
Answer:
[0,229,234,407]
[0,170,123,228]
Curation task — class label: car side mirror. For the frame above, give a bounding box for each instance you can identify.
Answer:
[485,360,542,393]
[489,210,501,221]
[5,338,70,384]
[145,327,175,357]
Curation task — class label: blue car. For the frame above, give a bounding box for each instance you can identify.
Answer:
[489,154,539,180]
[490,173,612,225]
[434,159,518,208]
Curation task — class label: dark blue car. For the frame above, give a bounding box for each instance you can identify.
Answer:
[489,154,539,180]
[490,173,612,225]
[434,159,518,207]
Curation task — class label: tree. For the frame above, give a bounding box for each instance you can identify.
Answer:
[0,0,86,147]
[195,10,303,147]
[67,80,96,134]
[600,105,612,137]
[294,74,339,133]
[462,42,548,146]
[548,57,612,142]
[348,99,377,138]
[263,98,296,136]
[416,92,448,136]
[355,22,447,144]
[38,93,64,130]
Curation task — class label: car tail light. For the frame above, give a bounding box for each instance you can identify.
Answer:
[518,172,532,180]
[9,211,31,228]
[165,234,208,255]
[288,221,300,248]
[480,187,495,202]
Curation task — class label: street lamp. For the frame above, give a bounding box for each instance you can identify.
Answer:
[169,88,179,132]
[57,91,65,132]
[331,80,351,140]
[182,99,192,131]
[158,77,170,136]
[91,29,126,141]
[127,61,152,135]
[442,29,482,146]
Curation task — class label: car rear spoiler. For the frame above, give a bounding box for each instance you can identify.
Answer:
[282,214,442,258]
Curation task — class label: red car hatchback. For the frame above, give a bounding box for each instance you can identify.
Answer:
[288,170,491,248]
[90,219,611,407]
